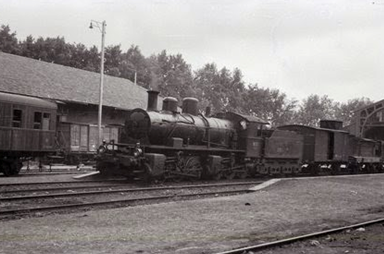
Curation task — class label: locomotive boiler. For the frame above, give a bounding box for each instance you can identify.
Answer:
[125,92,237,148]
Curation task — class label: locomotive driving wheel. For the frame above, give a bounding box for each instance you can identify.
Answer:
[236,166,248,179]
[11,160,22,176]
[223,159,236,180]
[1,160,22,176]
[1,162,12,176]
[223,169,235,180]
[213,169,222,180]
[183,157,202,179]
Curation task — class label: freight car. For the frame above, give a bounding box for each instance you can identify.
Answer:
[278,120,384,174]
[96,91,304,181]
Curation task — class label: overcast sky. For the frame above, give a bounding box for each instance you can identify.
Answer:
[1,0,384,103]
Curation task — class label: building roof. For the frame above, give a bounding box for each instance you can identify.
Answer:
[0,52,148,110]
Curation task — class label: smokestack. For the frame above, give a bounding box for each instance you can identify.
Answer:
[147,90,160,111]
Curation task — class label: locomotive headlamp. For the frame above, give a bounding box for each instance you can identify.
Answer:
[133,143,143,157]
[98,145,106,154]
[97,140,108,154]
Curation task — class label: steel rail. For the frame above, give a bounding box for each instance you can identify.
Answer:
[215,217,384,254]
[0,181,261,201]
[1,184,128,194]
[0,179,126,187]
[0,189,250,217]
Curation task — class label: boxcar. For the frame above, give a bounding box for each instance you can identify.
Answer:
[279,120,383,174]
[56,122,119,164]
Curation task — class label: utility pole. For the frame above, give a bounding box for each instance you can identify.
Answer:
[89,20,106,147]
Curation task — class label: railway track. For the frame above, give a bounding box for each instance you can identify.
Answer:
[215,218,384,254]
[0,181,263,220]
[0,178,127,187]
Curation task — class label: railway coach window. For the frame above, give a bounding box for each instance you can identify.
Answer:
[42,113,51,130]
[33,112,42,129]
[12,109,22,127]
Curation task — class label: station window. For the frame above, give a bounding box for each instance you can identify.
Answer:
[33,112,42,129]
[12,109,22,128]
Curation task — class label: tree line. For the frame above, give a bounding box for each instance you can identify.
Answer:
[0,24,373,127]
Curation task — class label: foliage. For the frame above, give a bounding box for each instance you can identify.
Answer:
[244,85,297,127]
[148,50,195,101]
[334,97,373,126]
[294,95,337,127]
[0,25,19,54]
[194,63,247,113]
[0,23,375,126]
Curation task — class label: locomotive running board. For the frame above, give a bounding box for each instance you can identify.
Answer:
[73,171,100,179]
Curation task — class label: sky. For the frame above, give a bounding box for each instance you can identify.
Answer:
[1,0,384,103]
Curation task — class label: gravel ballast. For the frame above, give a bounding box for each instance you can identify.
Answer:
[1,174,384,254]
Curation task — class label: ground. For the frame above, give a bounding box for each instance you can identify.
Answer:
[257,223,384,254]
[0,174,384,254]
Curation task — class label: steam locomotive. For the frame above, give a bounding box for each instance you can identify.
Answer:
[96,91,383,181]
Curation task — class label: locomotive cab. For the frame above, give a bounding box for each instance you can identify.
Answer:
[222,112,268,158]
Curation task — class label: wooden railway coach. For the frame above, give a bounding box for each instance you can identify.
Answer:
[0,92,57,176]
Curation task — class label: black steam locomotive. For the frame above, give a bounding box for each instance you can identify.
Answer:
[96,90,383,182]
[96,91,384,181]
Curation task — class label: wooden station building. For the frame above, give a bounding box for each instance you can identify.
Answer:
[0,52,157,157]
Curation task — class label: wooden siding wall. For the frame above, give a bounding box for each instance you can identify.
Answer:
[58,104,128,126]
[314,130,329,161]
[56,103,126,152]
[57,122,120,152]
[333,132,349,161]
[359,140,376,157]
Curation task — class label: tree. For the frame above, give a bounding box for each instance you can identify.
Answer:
[20,35,36,58]
[104,45,122,77]
[0,25,19,54]
[295,95,337,127]
[120,45,151,88]
[334,97,373,126]
[194,63,247,113]
[149,50,195,101]
[243,85,297,126]
[193,63,220,111]
[82,45,100,72]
